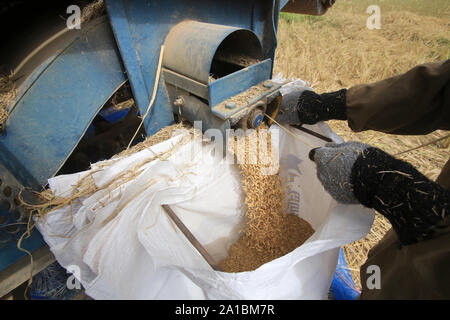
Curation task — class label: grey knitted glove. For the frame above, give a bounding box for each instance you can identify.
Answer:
[311,141,367,204]
[310,141,450,245]
[275,89,347,125]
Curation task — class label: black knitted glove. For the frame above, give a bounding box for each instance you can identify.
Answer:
[310,141,450,245]
[275,89,347,125]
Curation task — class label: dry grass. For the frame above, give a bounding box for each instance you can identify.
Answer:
[274,0,450,289]
[81,0,105,22]
[0,73,17,125]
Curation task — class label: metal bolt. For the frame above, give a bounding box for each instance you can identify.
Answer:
[225,102,236,109]
[173,97,184,108]
[248,109,264,128]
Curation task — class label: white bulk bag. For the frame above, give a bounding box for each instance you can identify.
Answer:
[37,123,374,300]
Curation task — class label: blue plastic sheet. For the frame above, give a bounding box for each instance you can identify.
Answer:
[331,248,361,300]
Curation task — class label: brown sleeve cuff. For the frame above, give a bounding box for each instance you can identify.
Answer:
[346,60,450,135]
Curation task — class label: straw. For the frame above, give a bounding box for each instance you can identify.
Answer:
[0,73,17,126]
[126,45,165,149]
[81,0,106,23]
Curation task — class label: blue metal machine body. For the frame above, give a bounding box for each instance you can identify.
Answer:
[161,21,264,85]
[208,59,273,112]
[0,18,126,275]
[3,0,347,294]
[0,18,126,189]
[104,0,281,135]
[0,0,283,276]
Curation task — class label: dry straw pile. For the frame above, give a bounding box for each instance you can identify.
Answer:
[219,125,314,272]
[274,0,449,289]
[0,74,17,126]
[81,0,106,23]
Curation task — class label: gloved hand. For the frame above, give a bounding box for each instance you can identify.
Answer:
[275,89,347,125]
[310,141,450,245]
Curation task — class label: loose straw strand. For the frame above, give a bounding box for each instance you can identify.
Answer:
[266,113,449,156]
[394,133,450,156]
[264,113,316,149]
[127,45,165,150]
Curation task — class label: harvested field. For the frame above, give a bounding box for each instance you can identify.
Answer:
[274,0,449,289]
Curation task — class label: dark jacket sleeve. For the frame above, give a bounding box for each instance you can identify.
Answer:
[346,61,450,299]
[346,60,450,135]
[360,224,450,299]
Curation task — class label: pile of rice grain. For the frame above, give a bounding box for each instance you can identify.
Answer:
[219,125,314,273]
